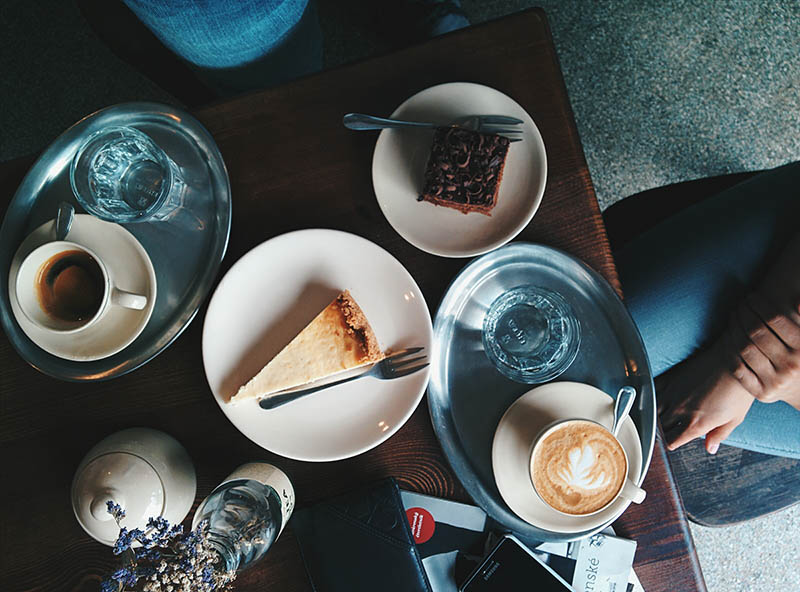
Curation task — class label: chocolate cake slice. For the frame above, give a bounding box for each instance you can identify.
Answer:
[418,127,510,215]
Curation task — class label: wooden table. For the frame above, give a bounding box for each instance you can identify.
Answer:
[0,9,706,592]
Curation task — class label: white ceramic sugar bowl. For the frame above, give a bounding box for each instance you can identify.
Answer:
[71,428,197,546]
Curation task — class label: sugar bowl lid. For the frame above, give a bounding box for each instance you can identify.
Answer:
[71,428,196,546]
[72,452,165,544]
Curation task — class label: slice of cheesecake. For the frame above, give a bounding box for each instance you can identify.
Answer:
[229,290,383,404]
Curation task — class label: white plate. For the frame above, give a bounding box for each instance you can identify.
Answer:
[202,229,433,462]
[492,382,643,534]
[8,215,156,361]
[372,82,547,258]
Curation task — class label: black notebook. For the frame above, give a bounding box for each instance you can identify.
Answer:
[292,478,433,592]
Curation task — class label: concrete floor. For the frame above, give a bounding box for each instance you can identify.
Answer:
[691,504,800,592]
[2,1,799,590]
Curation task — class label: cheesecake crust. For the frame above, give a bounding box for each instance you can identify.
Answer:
[334,290,383,363]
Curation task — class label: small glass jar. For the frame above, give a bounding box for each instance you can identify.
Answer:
[192,463,295,573]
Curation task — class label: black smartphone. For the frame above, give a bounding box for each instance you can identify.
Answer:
[459,534,574,592]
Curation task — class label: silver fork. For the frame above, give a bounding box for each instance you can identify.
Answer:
[453,115,525,136]
[258,347,429,410]
[342,113,524,140]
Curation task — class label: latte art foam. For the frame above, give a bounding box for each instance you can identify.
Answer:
[558,445,611,490]
[531,420,627,515]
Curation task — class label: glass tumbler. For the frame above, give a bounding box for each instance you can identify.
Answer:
[192,463,295,574]
[482,285,580,383]
[70,126,186,223]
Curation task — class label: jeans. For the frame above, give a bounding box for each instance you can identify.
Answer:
[121,0,469,95]
[615,162,800,459]
[122,0,322,93]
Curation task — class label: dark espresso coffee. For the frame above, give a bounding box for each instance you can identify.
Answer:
[36,250,105,323]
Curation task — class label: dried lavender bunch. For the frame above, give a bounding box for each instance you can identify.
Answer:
[101,501,236,592]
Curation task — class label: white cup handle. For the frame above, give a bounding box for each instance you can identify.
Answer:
[111,287,148,310]
[620,479,646,504]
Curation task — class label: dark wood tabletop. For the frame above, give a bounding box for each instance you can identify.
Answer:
[0,8,706,592]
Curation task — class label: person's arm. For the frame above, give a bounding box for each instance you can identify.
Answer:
[660,233,800,454]
[728,233,800,410]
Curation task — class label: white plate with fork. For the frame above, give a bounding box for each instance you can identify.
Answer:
[202,229,433,462]
[371,82,547,258]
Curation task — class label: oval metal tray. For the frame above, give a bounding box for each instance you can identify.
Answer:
[428,243,656,542]
[0,102,231,380]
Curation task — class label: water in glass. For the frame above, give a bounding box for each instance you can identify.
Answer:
[482,285,580,383]
[193,478,283,572]
[192,463,294,574]
[71,126,184,222]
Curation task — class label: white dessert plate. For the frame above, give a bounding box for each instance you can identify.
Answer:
[372,82,547,258]
[202,229,433,462]
[492,382,643,534]
[8,215,157,361]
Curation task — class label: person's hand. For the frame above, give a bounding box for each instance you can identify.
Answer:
[728,293,800,410]
[659,341,754,454]
[726,233,800,410]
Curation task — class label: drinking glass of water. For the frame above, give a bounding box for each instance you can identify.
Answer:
[482,285,580,383]
[70,126,186,223]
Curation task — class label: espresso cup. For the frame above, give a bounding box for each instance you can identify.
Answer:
[16,240,147,334]
[529,418,645,516]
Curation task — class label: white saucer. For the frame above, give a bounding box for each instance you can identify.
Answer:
[372,82,547,258]
[492,382,643,534]
[202,229,433,462]
[8,215,157,361]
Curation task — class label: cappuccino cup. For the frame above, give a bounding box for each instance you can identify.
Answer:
[529,418,645,516]
[16,240,147,334]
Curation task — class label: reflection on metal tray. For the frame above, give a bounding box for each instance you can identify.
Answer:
[428,243,655,542]
[0,102,231,381]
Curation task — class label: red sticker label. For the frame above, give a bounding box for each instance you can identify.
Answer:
[406,507,435,544]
